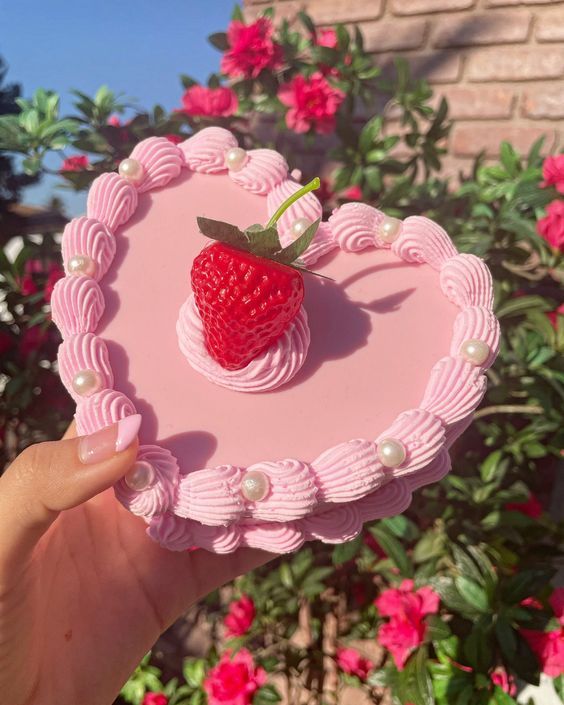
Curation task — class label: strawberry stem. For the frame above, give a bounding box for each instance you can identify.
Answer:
[265,177,320,229]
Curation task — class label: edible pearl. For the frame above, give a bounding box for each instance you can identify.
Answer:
[72,369,102,397]
[125,461,156,491]
[225,147,248,172]
[291,217,311,239]
[377,438,407,468]
[118,158,144,184]
[241,470,270,502]
[460,339,490,366]
[67,254,96,277]
[379,216,402,244]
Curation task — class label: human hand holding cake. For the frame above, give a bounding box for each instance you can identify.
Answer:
[49,128,500,554]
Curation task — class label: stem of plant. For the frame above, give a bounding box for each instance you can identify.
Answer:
[266,177,320,229]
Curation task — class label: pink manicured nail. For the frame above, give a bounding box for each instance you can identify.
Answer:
[78,414,141,464]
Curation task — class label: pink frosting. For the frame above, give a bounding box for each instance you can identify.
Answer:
[420,356,487,424]
[266,178,322,235]
[76,389,136,436]
[451,306,500,368]
[86,172,138,232]
[51,275,104,338]
[244,459,318,521]
[240,522,305,553]
[61,216,116,281]
[356,478,412,523]
[177,296,310,393]
[403,450,451,492]
[301,504,362,543]
[440,254,494,309]
[175,465,245,526]
[299,221,339,266]
[392,216,458,270]
[114,444,179,518]
[328,203,384,252]
[190,522,242,554]
[312,439,386,503]
[129,137,184,193]
[377,409,445,475]
[180,127,237,173]
[147,513,194,552]
[58,333,113,403]
[229,148,288,195]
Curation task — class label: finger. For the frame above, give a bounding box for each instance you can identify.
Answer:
[62,420,77,440]
[0,414,141,578]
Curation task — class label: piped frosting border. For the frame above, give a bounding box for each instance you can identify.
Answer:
[51,128,500,554]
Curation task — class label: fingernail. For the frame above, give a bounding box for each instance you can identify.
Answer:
[78,414,141,464]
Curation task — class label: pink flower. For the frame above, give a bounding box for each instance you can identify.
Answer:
[541,155,564,194]
[336,647,373,680]
[278,73,344,135]
[375,580,440,670]
[204,649,267,705]
[537,200,564,252]
[60,155,89,172]
[165,134,183,145]
[180,86,238,118]
[224,595,256,637]
[491,667,517,696]
[316,29,338,49]
[550,588,564,626]
[343,185,362,201]
[107,115,121,127]
[221,18,283,79]
[522,628,564,677]
[20,326,48,357]
[19,273,38,296]
[522,596,543,610]
[505,493,543,519]
[547,303,564,329]
[142,694,168,705]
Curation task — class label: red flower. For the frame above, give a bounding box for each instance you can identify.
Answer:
[316,28,338,49]
[180,86,238,118]
[165,134,183,145]
[107,115,121,127]
[505,493,542,518]
[221,18,283,79]
[0,331,13,356]
[44,263,64,302]
[336,647,373,680]
[537,199,564,252]
[550,587,564,626]
[491,667,517,696]
[343,185,362,201]
[224,594,256,637]
[278,72,344,135]
[547,303,564,329]
[142,694,168,705]
[363,532,387,559]
[19,273,38,296]
[541,155,564,194]
[203,649,267,705]
[522,628,564,677]
[20,326,48,357]
[375,580,440,670]
[60,155,90,172]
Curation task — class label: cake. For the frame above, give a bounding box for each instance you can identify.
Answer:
[51,128,500,554]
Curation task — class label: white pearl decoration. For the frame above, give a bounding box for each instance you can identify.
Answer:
[241,469,270,502]
[225,147,248,172]
[125,461,156,492]
[67,254,96,278]
[460,339,490,366]
[377,438,407,468]
[291,217,311,240]
[71,369,102,397]
[379,216,402,244]
[118,158,144,184]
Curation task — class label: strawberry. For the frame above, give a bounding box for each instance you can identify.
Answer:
[191,178,321,371]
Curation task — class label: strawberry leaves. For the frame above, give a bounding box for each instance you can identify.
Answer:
[271,219,321,265]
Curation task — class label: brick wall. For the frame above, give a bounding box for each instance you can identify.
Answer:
[244,0,564,175]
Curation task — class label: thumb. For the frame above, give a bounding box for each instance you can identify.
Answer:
[0,414,141,577]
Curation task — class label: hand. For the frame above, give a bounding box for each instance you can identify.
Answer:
[0,418,271,705]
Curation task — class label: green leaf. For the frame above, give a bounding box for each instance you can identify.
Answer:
[496,295,551,319]
[279,562,294,589]
[370,525,413,578]
[425,615,451,642]
[332,535,362,565]
[254,684,282,704]
[452,545,484,586]
[208,32,229,51]
[180,74,199,89]
[455,576,489,613]
[182,658,206,688]
[398,647,434,705]
[196,217,249,249]
[272,219,320,265]
[380,514,420,541]
[297,10,315,35]
[503,569,554,604]
[480,450,504,483]
[231,4,244,21]
[553,674,564,701]
[492,686,517,705]
[359,115,383,154]
[244,226,281,257]
[413,530,445,563]
[495,617,517,661]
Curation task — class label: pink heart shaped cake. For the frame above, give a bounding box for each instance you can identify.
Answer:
[51,128,499,554]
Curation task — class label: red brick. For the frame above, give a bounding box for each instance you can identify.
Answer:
[307,0,384,24]
[467,47,564,82]
[361,19,428,53]
[391,0,475,14]
[451,124,556,157]
[376,51,463,83]
[536,8,564,42]
[522,87,564,119]
[434,86,515,119]
[432,11,531,47]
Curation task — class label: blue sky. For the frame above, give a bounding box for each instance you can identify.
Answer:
[2,0,234,215]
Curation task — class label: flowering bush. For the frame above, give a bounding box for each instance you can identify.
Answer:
[1,5,563,705]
